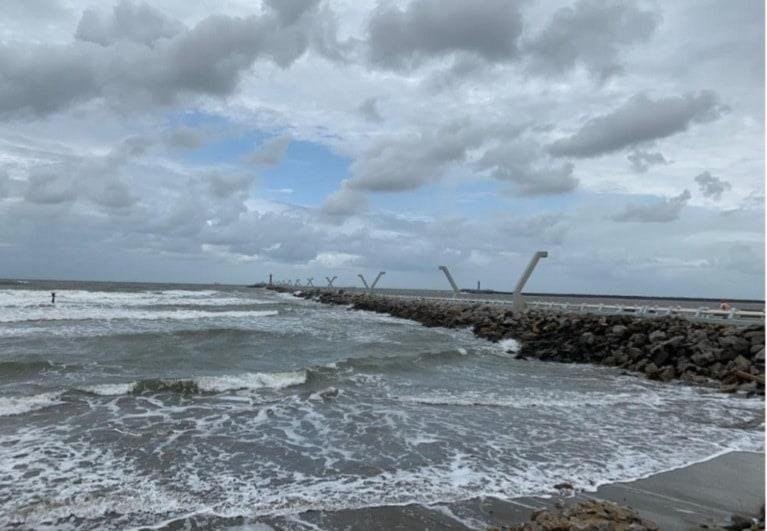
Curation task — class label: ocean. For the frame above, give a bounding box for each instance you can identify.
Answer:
[0,280,763,529]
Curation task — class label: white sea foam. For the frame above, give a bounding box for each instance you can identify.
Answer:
[497,338,521,353]
[0,288,249,306]
[80,383,136,396]
[0,392,64,417]
[0,308,278,323]
[196,371,307,393]
[77,371,308,396]
[395,389,672,410]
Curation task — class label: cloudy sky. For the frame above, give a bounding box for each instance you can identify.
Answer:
[0,0,763,297]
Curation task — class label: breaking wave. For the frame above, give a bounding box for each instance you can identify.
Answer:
[0,309,279,323]
[0,392,64,417]
[79,370,308,396]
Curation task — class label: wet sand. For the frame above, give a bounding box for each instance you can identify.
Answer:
[273,451,764,530]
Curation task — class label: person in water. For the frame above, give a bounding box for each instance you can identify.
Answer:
[51,292,56,304]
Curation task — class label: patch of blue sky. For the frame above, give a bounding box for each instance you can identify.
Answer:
[258,141,350,206]
[164,111,351,205]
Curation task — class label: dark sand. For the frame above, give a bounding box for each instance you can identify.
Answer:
[274,451,764,530]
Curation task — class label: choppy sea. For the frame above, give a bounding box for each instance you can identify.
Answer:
[0,280,763,529]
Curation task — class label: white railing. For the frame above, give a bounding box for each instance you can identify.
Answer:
[348,292,764,324]
[526,301,764,323]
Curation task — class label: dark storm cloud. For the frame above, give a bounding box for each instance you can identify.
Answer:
[263,0,321,25]
[695,171,731,200]
[611,189,691,223]
[524,0,660,79]
[479,140,578,195]
[75,1,184,47]
[0,1,337,118]
[321,183,369,217]
[627,150,668,173]
[548,91,726,158]
[320,119,575,220]
[23,168,78,205]
[346,121,484,192]
[366,0,523,69]
[20,149,140,209]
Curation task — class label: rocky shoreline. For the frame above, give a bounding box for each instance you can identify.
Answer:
[267,286,765,396]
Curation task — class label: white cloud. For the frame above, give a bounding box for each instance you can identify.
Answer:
[0,0,762,297]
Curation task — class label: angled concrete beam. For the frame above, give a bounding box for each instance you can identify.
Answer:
[370,271,386,292]
[512,251,548,312]
[438,265,460,296]
[306,278,314,287]
[358,274,370,290]
[326,276,337,288]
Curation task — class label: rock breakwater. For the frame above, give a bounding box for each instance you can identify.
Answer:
[269,287,765,396]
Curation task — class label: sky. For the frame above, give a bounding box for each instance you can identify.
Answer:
[0,0,764,298]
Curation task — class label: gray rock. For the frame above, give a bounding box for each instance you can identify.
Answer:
[719,335,750,354]
[675,357,693,373]
[581,332,595,345]
[658,367,676,382]
[628,333,647,347]
[664,335,686,348]
[738,382,758,393]
[691,351,716,366]
[629,332,647,347]
[648,330,667,343]
[611,325,628,337]
[733,355,751,371]
[651,347,671,368]
[727,514,754,531]
[644,362,659,377]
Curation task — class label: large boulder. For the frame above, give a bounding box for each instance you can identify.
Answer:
[495,500,660,531]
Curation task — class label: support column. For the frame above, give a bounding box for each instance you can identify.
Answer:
[370,271,386,292]
[512,251,548,313]
[438,266,460,296]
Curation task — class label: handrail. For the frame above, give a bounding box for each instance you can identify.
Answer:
[333,292,764,324]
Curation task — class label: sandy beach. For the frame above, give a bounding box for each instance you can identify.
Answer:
[273,451,764,530]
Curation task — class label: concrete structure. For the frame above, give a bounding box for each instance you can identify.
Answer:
[438,265,460,297]
[358,272,386,293]
[512,251,548,312]
[326,276,337,288]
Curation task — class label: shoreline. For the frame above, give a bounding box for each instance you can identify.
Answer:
[268,286,765,396]
[247,451,764,530]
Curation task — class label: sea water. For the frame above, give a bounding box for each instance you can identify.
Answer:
[0,280,763,529]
